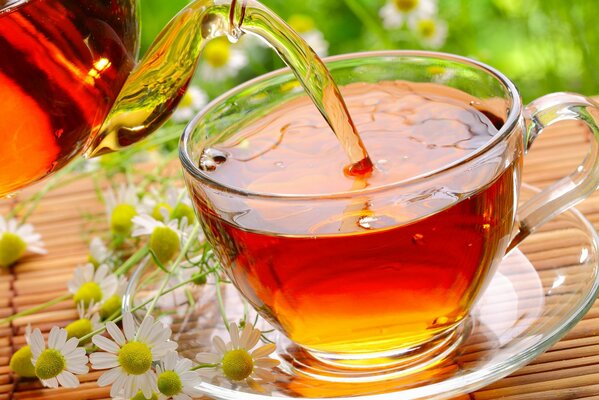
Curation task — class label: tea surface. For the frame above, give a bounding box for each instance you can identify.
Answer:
[194,82,518,355]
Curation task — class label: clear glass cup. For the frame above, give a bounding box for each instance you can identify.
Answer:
[180,51,599,374]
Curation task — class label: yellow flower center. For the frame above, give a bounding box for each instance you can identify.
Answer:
[118,342,153,375]
[0,232,27,268]
[179,91,195,108]
[66,318,93,343]
[171,203,196,224]
[10,345,36,378]
[99,294,122,320]
[151,203,173,222]
[417,19,436,38]
[111,204,137,235]
[131,391,158,400]
[393,0,419,12]
[74,281,103,307]
[150,226,180,264]
[426,65,446,76]
[288,14,315,33]
[35,348,66,380]
[204,38,231,68]
[157,370,183,397]
[222,349,254,381]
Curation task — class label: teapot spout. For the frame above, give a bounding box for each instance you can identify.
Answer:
[87,0,244,157]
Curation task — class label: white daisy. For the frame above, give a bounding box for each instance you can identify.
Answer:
[379,0,437,29]
[104,184,140,235]
[0,215,46,268]
[90,313,178,399]
[172,86,208,123]
[288,14,329,57]
[408,16,448,49]
[156,351,202,400]
[195,322,279,392]
[132,214,184,264]
[67,263,118,307]
[28,326,89,388]
[89,236,111,268]
[200,37,248,81]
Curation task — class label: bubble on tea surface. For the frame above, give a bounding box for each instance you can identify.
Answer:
[412,233,425,246]
[199,148,228,172]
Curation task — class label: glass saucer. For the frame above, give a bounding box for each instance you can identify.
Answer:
[124,184,599,399]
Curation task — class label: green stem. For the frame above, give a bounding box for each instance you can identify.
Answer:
[343,0,394,49]
[191,363,218,371]
[114,244,150,276]
[0,293,72,326]
[215,274,230,332]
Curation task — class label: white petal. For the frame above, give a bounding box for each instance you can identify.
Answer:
[41,377,58,388]
[196,353,221,364]
[61,337,79,355]
[213,336,227,354]
[90,352,119,369]
[229,323,240,349]
[137,316,154,342]
[48,326,60,349]
[93,335,120,353]
[110,372,127,397]
[29,328,45,357]
[254,358,280,368]
[123,313,136,342]
[252,343,276,358]
[164,351,178,370]
[106,322,126,346]
[57,371,79,388]
[98,366,122,387]
[66,358,89,374]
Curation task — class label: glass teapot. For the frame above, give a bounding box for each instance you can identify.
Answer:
[0,0,315,197]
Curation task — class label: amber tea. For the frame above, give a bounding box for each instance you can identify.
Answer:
[0,0,138,196]
[190,81,519,355]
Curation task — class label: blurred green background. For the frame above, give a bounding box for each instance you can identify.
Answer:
[139,0,599,103]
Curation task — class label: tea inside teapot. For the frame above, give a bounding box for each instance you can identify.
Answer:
[0,0,370,198]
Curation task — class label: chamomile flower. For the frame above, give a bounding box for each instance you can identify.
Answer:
[288,14,329,57]
[68,263,118,307]
[0,215,46,268]
[89,236,111,268]
[155,351,202,400]
[90,313,177,399]
[195,323,279,392]
[379,0,437,29]
[408,16,448,49]
[141,187,195,225]
[104,184,140,235]
[9,325,36,378]
[172,86,208,123]
[132,214,183,264]
[65,301,101,343]
[200,37,248,81]
[29,326,89,388]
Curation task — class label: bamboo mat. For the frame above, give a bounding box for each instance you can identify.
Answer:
[0,119,598,400]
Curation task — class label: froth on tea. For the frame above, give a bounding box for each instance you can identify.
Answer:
[190,81,521,355]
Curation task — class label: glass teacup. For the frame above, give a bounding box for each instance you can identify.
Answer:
[180,51,599,371]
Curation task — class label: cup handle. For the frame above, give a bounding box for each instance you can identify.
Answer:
[508,93,599,251]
